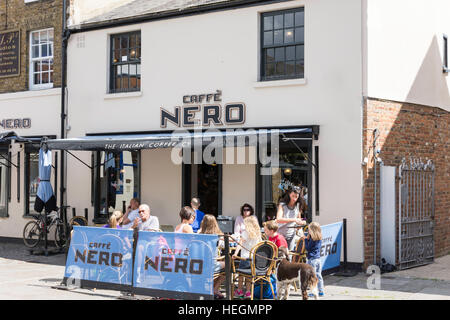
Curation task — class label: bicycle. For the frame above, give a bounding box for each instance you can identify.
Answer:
[23,210,69,249]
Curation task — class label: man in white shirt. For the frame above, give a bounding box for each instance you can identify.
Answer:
[131,204,160,231]
[121,198,140,229]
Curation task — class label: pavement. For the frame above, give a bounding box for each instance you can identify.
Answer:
[1,240,450,300]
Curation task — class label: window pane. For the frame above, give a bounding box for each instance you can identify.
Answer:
[129,64,137,76]
[48,44,53,57]
[275,47,284,62]
[40,30,48,43]
[285,13,294,28]
[286,46,295,61]
[41,60,50,72]
[295,61,304,76]
[264,16,273,31]
[114,37,120,51]
[136,48,141,60]
[49,71,53,84]
[32,32,39,45]
[28,152,40,214]
[264,31,273,46]
[274,14,283,29]
[136,34,141,47]
[266,48,275,63]
[285,29,294,44]
[130,34,136,48]
[274,30,283,45]
[114,50,120,63]
[265,63,275,77]
[286,61,295,76]
[33,61,40,73]
[295,27,304,43]
[122,76,129,89]
[32,45,39,58]
[137,64,141,76]
[42,71,49,84]
[122,64,129,75]
[34,73,41,85]
[41,44,48,57]
[115,65,122,76]
[296,45,304,60]
[120,49,128,62]
[275,61,285,75]
[121,37,128,49]
[295,11,304,26]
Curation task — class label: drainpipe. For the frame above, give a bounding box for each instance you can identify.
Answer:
[373,129,379,265]
[60,0,70,223]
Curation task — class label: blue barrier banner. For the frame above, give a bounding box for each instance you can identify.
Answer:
[320,221,343,271]
[133,231,218,300]
[64,226,134,288]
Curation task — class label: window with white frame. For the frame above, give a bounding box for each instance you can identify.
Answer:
[29,28,54,89]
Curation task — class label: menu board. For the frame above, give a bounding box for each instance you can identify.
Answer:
[0,30,20,78]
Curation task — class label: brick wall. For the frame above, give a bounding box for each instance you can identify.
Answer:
[363,98,450,269]
[0,0,62,93]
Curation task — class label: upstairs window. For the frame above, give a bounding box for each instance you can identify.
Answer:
[29,28,54,90]
[261,8,304,81]
[110,31,141,93]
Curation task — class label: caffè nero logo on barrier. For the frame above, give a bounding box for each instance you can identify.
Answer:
[160,90,245,128]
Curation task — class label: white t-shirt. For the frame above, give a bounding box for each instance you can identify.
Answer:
[122,209,139,229]
[239,230,261,260]
[138,215,160,231]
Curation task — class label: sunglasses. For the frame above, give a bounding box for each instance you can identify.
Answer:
[139,210,145,213]
[243,208,251,212]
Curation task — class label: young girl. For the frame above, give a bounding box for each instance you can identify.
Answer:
[232,215,262,299]
[300,222,324,297]
[103,210,123,229]
[175,206,195,233]
[199,214,225,299]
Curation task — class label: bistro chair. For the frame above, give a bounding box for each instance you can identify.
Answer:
[232,240,278,300]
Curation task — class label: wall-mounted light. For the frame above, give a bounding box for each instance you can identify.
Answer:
[283,168,292,175]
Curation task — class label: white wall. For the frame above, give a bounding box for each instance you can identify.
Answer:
[65,0,364,262]
[365,0,450,111]
[0,89,61,238]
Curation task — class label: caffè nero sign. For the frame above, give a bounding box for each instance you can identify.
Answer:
[160,90,245,128]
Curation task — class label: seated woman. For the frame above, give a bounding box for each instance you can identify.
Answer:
[232,215,262,299]
[103,210,123,229]
[199,214,225,299]
[175,206,195,233]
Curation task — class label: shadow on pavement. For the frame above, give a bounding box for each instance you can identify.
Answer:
[0,240,67,267]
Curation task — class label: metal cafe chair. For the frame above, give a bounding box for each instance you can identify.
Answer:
[232,240,278,300]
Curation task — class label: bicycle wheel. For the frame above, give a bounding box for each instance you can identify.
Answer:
[54,222,68,248]
[23,220,42,248]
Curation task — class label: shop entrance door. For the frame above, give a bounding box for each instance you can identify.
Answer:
[183,156,222,217]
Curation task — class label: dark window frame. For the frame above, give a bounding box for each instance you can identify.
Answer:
[109,31,141,93]
[0,147,10,218]
[24,145,39,217]
[444,34,449,73]
[260,7,305,81]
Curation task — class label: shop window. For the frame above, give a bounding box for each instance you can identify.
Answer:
[0,150,9,217]
[24,149,40,215]
[29,28,54,90]
[110,31,141,93]
[93,151,140,223]
[257,137,312,223]
[261,7,304,81]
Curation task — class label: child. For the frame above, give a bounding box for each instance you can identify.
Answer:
[199,214,225,299]
[103,210,123,229]
[263,220,288,249]
[299,222,324,297]
[232,215,262,299]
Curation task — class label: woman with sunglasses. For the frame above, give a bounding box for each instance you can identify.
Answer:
[233,203,254,242]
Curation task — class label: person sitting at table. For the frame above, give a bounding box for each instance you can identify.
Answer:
[190,197,205,233]
[121,198,140,229]
[263,220,288,249]
[175,206,195,233]
[103,210,124,229]
[131,204,160,231]
[232,215,262,299]
[233,203,254,241]
[199,214,225,299]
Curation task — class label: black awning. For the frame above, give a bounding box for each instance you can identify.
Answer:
[0,131,42,144]
[45,127,314,152]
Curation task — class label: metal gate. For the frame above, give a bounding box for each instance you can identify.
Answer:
[398,158,435,270]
